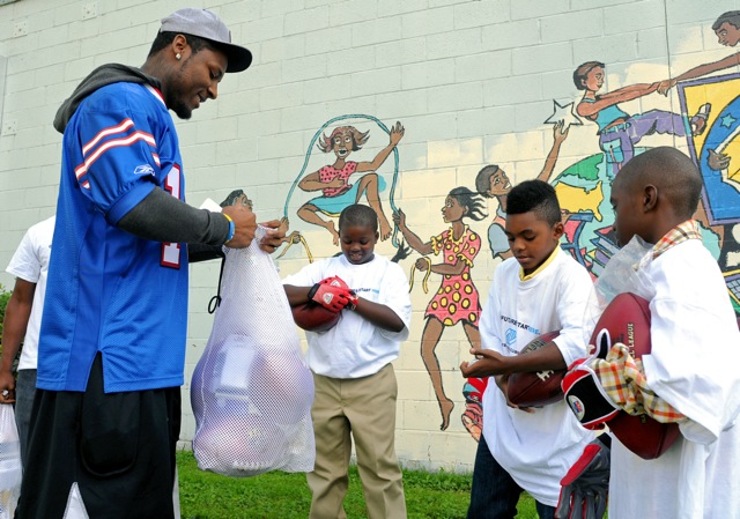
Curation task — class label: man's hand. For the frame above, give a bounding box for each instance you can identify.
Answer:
[460,347,508,378]
[221,204,257,248]
[258,219,286,254]
[555,437,610,519]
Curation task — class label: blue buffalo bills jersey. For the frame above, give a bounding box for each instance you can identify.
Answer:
[38,82,189,392]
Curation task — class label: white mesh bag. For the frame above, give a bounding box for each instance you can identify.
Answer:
[191,226,315,476]
[0,405,21,519]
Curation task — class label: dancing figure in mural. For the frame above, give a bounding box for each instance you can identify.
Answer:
[475,122,571,260]
[573,61,710,175]
[393,187,487,435]
[296,122,404,245]
[658,11,740,97]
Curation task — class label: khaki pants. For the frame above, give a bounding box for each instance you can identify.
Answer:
[308,364,407,519]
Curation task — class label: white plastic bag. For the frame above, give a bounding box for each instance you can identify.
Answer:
[191,226,315,477]
[0,405,21,519]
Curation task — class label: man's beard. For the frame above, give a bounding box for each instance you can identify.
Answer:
[169,97,193,120]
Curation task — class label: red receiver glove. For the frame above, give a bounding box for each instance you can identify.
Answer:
[555,436,611,519]
[308,276,357,312]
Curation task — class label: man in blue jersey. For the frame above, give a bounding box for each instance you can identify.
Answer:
[16,9,284,519]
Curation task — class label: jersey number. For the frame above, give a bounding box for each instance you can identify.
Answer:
[161,165,181,268]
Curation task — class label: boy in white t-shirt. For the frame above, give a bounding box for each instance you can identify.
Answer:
[460,180,594,518]
[596,147,740,518]
[283,204,412,519]
[0,215,55,467]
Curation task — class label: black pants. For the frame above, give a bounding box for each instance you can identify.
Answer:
[16,354,181,519]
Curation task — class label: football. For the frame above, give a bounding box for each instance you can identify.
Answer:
[588,292,680,460]
[506,330,564,407]
[291,302,341,333]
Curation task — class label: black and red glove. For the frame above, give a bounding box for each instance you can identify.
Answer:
[561,358,620,431]
[555,436,611,519]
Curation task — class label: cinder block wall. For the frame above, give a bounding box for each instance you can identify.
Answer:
[1,0,738,472]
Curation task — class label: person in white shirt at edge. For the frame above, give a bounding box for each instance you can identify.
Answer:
[598,147,740,518]
[0,216,55,468]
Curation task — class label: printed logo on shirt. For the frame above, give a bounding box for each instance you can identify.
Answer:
[500,315,540,335]
[134,164,155,176]
[505,327,517,347]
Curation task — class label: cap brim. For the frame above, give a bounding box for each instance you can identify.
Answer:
[221,43,252,73]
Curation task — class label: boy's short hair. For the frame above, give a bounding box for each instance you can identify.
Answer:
[338,204,378,233]
[506,180,562,226]
[617,147,703,219]
[712,11,740,31]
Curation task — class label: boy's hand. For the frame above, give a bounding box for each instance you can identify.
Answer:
[460,347,508,378]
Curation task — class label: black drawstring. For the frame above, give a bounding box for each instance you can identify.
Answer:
[207,257,226,314]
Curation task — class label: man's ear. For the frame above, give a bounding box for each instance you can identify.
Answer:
[172,34,189,58]
[643,184,658,212]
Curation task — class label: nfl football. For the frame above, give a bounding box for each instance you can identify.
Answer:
[506,330,564,407]
[291,302,340,333]
[587,292,680,460]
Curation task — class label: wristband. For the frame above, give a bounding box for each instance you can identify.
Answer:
[223,213,235,244]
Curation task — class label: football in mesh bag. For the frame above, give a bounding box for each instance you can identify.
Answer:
[506,330,564,407]
[291,302,340,332]
[588,292,680,460]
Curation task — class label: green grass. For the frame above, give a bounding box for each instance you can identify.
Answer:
[177,450,538,518]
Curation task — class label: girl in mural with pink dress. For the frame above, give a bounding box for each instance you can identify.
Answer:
[394,187,487,432]
[297,122,404,245]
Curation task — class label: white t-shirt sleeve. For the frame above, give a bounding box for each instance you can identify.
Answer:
[552,264,593,367]
[6,227,43,283]
[377,261,412,340]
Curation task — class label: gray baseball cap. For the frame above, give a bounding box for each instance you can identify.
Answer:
[160,8,252,73]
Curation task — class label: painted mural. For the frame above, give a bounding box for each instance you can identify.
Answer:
[276,10,740,438]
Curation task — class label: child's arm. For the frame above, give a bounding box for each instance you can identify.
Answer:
[460,342,566,379]
[351,298,405,333]
[284,284,313,306]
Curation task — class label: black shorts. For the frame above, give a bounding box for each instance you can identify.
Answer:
[16,354,181,519]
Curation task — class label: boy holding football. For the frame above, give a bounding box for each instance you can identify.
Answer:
[591,147,740,518]
[460,179,594,518]
[283,204,412,519]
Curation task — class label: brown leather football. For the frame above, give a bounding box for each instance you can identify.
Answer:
[506,330,564,407]
[290,302,341,333]
[588,292,679,460]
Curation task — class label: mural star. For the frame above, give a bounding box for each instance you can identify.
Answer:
[721,112,738,128]
[544,100,583,130]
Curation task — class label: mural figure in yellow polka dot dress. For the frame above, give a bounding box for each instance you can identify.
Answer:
[394,187,487,432]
